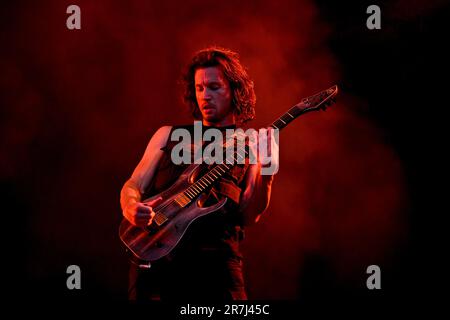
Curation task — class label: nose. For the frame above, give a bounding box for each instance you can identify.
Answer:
[202,88,212,101]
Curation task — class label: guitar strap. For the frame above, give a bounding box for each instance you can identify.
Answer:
[212,177,243,205]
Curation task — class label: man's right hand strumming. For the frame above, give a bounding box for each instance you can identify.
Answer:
[123,197,162,228]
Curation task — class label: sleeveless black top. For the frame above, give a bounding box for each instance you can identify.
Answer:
[142,124,250,259]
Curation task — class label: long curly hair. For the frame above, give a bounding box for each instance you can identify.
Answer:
[181,47,256,124]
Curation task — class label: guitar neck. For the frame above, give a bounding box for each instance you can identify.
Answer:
[175,85,338,205]
[269,95,333,130]
[176,106,307,204]
[269,105,303,130]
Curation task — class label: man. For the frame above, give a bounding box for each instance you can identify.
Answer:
[120,47,276,301]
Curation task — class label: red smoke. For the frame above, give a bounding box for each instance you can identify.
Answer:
[1,0,408,299]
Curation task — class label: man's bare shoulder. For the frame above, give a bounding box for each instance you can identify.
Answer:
[150,125,172,149]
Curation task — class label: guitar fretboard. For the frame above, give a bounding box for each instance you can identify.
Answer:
[171,106,305,209]
[154,140,249,226]
[270,105,303,130]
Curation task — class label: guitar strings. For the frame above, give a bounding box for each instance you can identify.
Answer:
[151,143,249,225]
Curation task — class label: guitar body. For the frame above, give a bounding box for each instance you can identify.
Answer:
[119,163,227,265]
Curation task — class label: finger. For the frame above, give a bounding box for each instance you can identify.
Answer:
[144,196,163,207]
[147,218,154,226]
[137,206,151,214]
[146,214,156,226]
[151,196,163,206]
[135,217,150,225]
[131,214,149,226]
[135,211,151,219]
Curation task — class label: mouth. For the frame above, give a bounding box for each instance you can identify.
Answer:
[202,105,215,111]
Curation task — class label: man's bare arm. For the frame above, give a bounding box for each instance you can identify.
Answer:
[238,128,277,225]
[239,163,274,226]
[120,126,172,226]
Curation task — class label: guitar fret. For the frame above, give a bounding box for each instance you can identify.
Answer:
[203,176,212,183]
[236,152,245,160]
[188,187,198,196]
[291,107,302,117]
[185,190,194,198]
[281,114,292,122]
[274,121,283,128]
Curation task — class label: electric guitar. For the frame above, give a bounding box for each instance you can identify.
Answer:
[119,85,338,267]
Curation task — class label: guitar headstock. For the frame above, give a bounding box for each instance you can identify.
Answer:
[295,85,338,113]
[268,85,339,130]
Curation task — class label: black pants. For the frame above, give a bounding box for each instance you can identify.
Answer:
[128,250,247,301]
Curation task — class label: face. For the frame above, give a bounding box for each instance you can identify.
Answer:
[194,66,234,126]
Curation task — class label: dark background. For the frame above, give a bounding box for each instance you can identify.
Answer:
[1,0,447,309]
